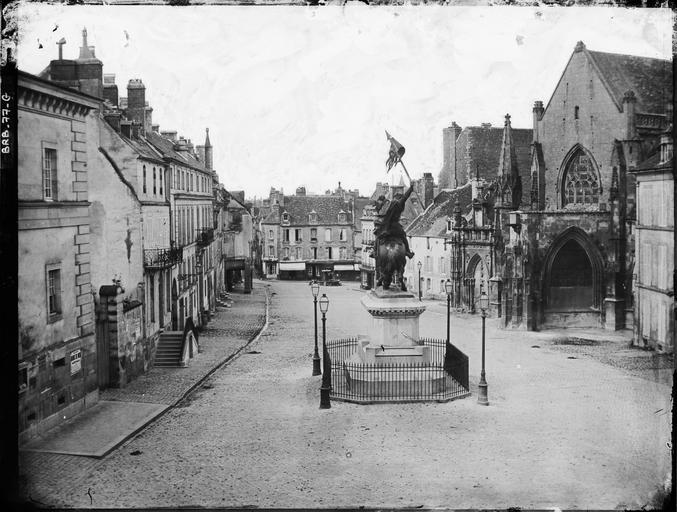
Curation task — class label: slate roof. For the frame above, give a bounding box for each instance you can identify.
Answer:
[146,131,209,172]
[457,126,533,204]
[587,49,672,114]
[262,195,353,226]
[120,134,165,164]
[634,148,673,172]
[406,183,473,237]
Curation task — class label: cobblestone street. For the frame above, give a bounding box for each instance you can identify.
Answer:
[19,280,672,509]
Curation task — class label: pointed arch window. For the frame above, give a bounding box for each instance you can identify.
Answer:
[563,149,599,207]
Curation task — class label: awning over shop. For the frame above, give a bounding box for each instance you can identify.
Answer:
[334,264,358,271]
[279,262,306,271]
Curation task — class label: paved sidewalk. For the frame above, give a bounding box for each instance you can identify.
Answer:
[18,283,269,500]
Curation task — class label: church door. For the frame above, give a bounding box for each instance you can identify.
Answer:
[547,239,593,311]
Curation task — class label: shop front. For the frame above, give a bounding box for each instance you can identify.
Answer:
[279,261,307,280]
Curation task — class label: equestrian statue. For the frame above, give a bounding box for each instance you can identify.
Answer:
[369,131,421,292]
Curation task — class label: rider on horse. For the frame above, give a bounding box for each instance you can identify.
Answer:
[373,183,416,259]
[371,183,416,288]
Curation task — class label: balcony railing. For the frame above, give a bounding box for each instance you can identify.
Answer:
[196,227,215,248]
[144,246,183,270]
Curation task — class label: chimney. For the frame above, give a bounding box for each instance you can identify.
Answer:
[103,74,118,107]
[74,27,103,98]
[174,137,192,153]
[532,100,544,143]
[204,128,213,171]
[423,172,434,208]
[623,90,637,139]
[160,130,177,142]
[104,111,122,133]
[151,124,159,133]
[127,79,146,133]
[296,186,306,196]
[442,122,463,189]
[144,106,153,135]
[120,120,132,139]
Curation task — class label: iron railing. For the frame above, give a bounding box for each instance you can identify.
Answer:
[143,246,183,270]
[196,227,215,247]
[326,337,469,403]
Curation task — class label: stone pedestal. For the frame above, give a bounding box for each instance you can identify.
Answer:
[359,288,428,365]
[604,297,625,331]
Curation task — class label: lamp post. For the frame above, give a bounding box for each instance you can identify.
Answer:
[319,294,331,409]
[478,289,489,406]
[443,279,453,373]
[417,260,423,301]
[310,281,321,376]
[445,279,453,344]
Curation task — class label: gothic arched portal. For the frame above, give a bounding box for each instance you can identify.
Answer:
[542,228,603,313]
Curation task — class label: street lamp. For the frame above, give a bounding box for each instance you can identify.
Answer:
[417,260,423,301]
[443,279,453,374]
[478,289,489,406]
[319,293,331,409]
[310,281,321,376]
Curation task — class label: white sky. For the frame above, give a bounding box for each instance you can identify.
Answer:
[14,4,673,199]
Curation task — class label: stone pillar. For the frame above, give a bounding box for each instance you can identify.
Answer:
[489,276,502,318]
[604,297,625,331]
[98,284,127,387]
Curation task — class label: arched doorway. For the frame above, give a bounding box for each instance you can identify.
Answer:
[467,254,488,312]
[541,228,603,329]
[547,239,594,310]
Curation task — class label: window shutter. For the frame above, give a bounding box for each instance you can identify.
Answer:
[50,151,58,200]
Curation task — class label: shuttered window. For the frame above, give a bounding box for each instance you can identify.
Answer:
[43,148,57,200]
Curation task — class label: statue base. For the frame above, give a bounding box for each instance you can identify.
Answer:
[359,288,428,365]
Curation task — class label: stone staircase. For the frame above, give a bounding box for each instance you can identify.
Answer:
[154,331,185,367]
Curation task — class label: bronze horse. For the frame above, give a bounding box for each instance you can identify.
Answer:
[375,236,408,291]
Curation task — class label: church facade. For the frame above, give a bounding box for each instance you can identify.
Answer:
[496,41,672,336]
[424,42,672,351]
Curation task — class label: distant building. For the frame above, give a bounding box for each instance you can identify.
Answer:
[261,187,359,281]
[218,188,255,292]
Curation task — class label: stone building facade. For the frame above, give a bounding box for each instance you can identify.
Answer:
[17,71,100,442]
[219,188,255,292]
[629,114,674,352]
[261,187,358,281]
[406,121,532,307]
[146,129,218,330]
[38,33,178,387]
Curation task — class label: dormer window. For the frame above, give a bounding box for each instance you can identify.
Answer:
[338,210,347,223]
[281,211,290,225]
[309,210,318,224]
